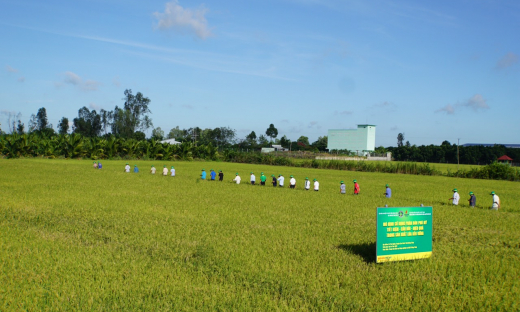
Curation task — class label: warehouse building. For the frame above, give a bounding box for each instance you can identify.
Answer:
[327,124,376,155]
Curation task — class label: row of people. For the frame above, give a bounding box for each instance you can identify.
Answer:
[449,188,500,210]
[116,164,501,209]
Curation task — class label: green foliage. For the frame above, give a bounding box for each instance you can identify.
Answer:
[73,107,101,137]
[265,123,278,141]
[57,117,69,135]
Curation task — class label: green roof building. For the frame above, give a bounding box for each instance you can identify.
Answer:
[327,124,376,155]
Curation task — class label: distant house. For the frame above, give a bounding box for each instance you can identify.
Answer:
[327,124,376,156]
[160,138,181,145]
[261,145,289,153]
[497,155,513,166]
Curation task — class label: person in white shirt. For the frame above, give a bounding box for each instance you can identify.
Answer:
[313,178,319,191]
[233,173,241,184]
[150,165,156,174]
[490,191,500,210]
[277,174,285,187]
[250,172,256,185]
[289,175,296,189]
[162,165,168,176]
[170,166,175,177]
[449,188,460,205]
[124,163,131,173]
[304,177,311,190]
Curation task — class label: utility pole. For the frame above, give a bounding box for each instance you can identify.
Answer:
[457,138,460,171]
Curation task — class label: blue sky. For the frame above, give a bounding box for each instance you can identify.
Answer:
[1,0,519,147]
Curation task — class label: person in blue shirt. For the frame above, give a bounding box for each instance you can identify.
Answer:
[210,169,217,181]
[384,184,391,198]
[201,169,207,180]
[97,162,102,169]
[133,165,139,173]
[468,192,476,208]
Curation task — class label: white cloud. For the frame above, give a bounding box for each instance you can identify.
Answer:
[153,0,212,39]
[89,102,102,111]
[6,65,18,73]
[18,77,25,83]
[435,94,489,115]
[334,110,353,115]
[61,71,101,91]
[435,104,455,115]
[64,71,82,85]
[495,52,518,70]
[461,94,489,111]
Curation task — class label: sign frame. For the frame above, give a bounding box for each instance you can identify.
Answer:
[376,206,432,263]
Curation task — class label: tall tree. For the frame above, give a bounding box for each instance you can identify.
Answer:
[397,133,405,147]
[16,120,24,134]
[57,117,70,135]
[73,107,102,137]
[151,127,165,140]
[167,126,185,140]
[36,107,49,131]
[28,114,37,132]
[100,109,110,135]
[279,135,290,148]
[110,89,153,138]
[297,136,310,146]
[312,136,328,151]
[265,124,278,142]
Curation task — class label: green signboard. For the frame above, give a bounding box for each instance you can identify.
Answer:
[376,206,432,263]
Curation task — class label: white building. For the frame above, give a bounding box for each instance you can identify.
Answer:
[327,124,376,155]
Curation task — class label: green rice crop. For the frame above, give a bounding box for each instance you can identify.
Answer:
[1,159,519,311]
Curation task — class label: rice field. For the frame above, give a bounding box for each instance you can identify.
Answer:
[1,158,519,311]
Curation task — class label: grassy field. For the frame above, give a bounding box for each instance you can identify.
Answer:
[1,159,519,311]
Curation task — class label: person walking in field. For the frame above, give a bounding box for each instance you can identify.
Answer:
[304,177,311,190]
[218,170,224,182]
[340,181,346,194]
[233,173,241,184]
[353,179,360,195]
[133,165,139,173]
[93,161,98,169]
[124,163,131,173]
[162,165,168,176]
[449,188,460,205]
[490,191,500,210]
[150,165,156,174]
[277,174,285,187]
[289,175,296,189]
[313,178,319,191]
[170,166,176,177]
[201,169,207,180]
[97,162,102,169]
[250,172,256,185]
[260,172,267,186]
[384,184,392,198]
[271,175,277,187]
[468,192,476,208]
[210,169,216,181]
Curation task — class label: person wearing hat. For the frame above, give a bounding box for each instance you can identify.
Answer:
[313,178,319,191]
[133,165,139,173]
[162,165,168,176]
[170,166,176,177]
[340,181,346,194]
[277,174,285,187]
[384,184,392,198]
[304,177,311,190]
[233,173,241,184]
[150,165,156,174]
[250,172,256,185]
[124,163,131,173]
[449,188,460,205]
[289,175,296,189]
[201,169,207,180]
[97,161,102,169]
[93,161,98,169]
[490,191,500,210]
[218,170,224,182]
[260,172,267,186]
[271,175,277,187]
[210,169,216,181]
[353,179,360,195]
[468,192,476,208]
